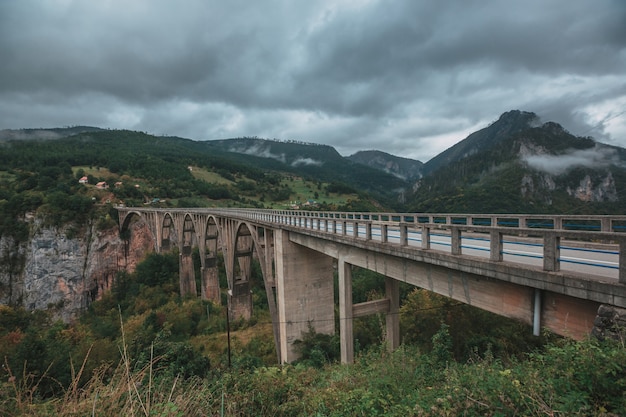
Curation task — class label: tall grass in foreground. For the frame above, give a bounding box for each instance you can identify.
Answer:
[0,309,222,416]
[2,332,626,416]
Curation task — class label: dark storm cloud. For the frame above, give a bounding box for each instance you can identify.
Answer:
[0,0,624,161]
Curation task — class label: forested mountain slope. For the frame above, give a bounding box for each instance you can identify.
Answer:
[407,114,626,213]
[348,149,424,181]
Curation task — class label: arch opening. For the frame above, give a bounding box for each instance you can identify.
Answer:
[179,214,198,297]
[201,216,222,302]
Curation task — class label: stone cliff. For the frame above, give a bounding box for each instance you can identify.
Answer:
[0,216,154,321]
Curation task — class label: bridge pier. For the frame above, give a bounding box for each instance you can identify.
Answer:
[229,281,252,320]
[275,230,335,363]
[179,247,197,297]
[385,276,400,350]
[339,258,400,364]
[200,264,220,303]
[338,259,353,363]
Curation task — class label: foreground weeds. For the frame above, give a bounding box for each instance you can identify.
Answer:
[1,335,625,416]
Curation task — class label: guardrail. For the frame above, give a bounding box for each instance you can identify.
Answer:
[208,209,626,283]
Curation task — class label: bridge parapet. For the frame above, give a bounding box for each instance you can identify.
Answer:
[117,207,626,284]
[202,209,626,283]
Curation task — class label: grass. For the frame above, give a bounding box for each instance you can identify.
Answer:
[66,166,367,211]
[0,170,16,183]
[188,166,235,185]
[190,310,276,367]
[279,176,359,208]
[71,166,117,179]
[3,313,625,416]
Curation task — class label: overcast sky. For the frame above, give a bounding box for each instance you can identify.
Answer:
[1,0,625,162]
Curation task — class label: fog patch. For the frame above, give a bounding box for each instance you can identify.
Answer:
[523,146,620,175]
[291,158,323,167]
[229,144,286,164]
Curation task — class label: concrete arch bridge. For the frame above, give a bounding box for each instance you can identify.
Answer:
[117,208,626,364]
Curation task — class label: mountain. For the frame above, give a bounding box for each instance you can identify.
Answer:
[2,109,625,216]
[406,112,626,213]
[205,137,409,201]
[423,110,540,175]
[0,126,103,141]
[209,137,344,167]
[347,150,424,181]
[0,128,408,212]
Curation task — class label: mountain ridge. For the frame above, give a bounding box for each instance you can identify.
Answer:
[347,150,424,181]
[2,109,626,214]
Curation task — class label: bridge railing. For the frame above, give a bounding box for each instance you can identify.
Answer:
[117,207,626,283]
[213,209,626,283]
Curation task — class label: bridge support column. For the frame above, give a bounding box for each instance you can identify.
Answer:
[229,281,252,320]
[179,248,197,297]
[338,258,354,364]
[275,230,335,363]
[385,276,400,351]
[201,263,220,303]
[338,261,399,364]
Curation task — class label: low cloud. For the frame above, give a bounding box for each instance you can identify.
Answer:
[0,1,624,161]
[523,146,621,175]
[229,143,286,164]
[291,158,323,167]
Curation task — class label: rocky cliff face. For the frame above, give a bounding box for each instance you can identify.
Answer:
[567,173,618,202]
[0,216,153,321]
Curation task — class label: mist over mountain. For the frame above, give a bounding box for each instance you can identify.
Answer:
[405,111,626,213]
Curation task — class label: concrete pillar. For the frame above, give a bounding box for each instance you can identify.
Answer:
[421,226,430,249]
[543,233,561,272]
[385,277,400,352]
[490,230,503,261]
[400,224,408,246]
[554,216,563,230]
[229,280,252,320]
[620,239,626,284]
[179,247,197,297]
[338,258,354,364]
[451,228,462,255]
[201,263,220,303]
[275,230,335,363]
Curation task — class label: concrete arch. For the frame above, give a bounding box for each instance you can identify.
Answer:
[236,220,282,362]
[200,215,222,302]
[179,213,198,297]
[119,210,143,234]
[226,221,257,320]
[118,210,163,257]
[160,212,178,252]
[115,208,281,362]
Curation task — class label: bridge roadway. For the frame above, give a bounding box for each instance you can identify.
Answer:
[117,207,626,363]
